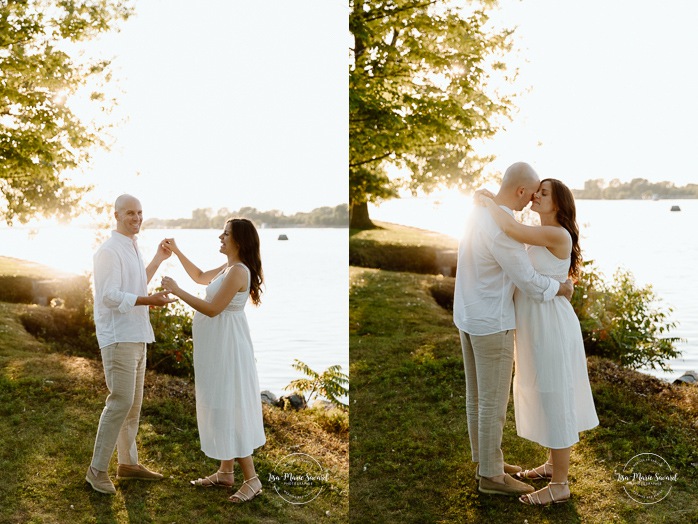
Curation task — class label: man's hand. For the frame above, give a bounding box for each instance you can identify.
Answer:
[162,238,181,257]
[557,279,574,302]
[136,291,177,307]
[154,241,173,261]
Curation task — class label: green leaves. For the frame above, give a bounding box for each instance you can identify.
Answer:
[571,261,682,372]
[350,0,515,224]
[0,0,133,224]
[285,358,349,410]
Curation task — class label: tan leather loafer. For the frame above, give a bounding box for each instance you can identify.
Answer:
[475,462,523,480]
[86,466,116,494]
[478,473,535,496]
[116,463,164,481]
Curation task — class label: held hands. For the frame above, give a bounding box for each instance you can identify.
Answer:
[161,238,181,256]
[473,188,496,206]
[155,240,173,261]
[161,276,180,295]
[148,291,178,306]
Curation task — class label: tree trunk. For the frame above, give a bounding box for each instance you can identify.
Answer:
[350,201,376,230]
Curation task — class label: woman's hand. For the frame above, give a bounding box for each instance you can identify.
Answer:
[161,276,181,295]
[162,238,181,256]
[473,188,496,206]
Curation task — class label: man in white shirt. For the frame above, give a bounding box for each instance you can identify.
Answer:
[86,194,176,495]
[453,162,573,496]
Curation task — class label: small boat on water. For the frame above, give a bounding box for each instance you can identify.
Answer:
[670,205,681,212]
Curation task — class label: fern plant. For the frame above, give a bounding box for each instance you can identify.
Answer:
[285,359,349,410]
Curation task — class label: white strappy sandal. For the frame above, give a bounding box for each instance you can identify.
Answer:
[190,470,234,488]
[519,481,570,506]
[229,475,263,503]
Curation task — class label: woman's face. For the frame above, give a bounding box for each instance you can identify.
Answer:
[219,223,236,255]
[531,181,556,215]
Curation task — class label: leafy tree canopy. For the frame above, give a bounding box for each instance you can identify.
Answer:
[0,0,133,225]
[350,0,516,228]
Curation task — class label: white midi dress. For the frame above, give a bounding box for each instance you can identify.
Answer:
[513,240,599,449]
[192,263,266,459]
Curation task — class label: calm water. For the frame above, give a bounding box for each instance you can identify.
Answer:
[0,226,349,397]
[370,197,698,382]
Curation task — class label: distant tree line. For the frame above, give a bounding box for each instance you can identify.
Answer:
[143,204,349,229]
[573,178,698,200]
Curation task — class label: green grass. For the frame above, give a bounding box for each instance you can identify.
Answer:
[0,260,348,523]
[350,221,457,250]
[349,266,698,524]
[349,222,458,275]
[0,255,76,279]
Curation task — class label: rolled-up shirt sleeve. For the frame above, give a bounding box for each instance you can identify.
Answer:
[491,230,559,302]
[95,248,139,313]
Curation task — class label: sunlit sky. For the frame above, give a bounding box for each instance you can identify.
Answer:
[377,0,698,206]
[70,0,347,220]
[480,0,698,191]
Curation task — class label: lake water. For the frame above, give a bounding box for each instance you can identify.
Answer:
[370,197,698,382]
[0,226,349,397]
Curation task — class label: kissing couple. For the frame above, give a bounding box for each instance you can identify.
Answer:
[454,162,599,506]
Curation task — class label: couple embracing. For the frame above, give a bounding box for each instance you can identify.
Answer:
[85,194,265,504]
[454,162,599,505]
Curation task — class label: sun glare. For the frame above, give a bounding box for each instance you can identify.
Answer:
[370,187,477,239]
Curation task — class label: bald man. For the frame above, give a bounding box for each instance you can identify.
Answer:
[86,194,176,494]
[453,162,573,496]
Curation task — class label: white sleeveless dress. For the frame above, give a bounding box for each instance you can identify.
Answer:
[513,239,599,449]
[192,263,266,459]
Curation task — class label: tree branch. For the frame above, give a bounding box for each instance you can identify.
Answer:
[350,151,395,168]
[363,1,440,23]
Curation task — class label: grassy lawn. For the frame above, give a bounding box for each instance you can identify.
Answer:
[0,255,76,279]
[0,261,348,523]
[349,222,458,275]
[349,266,698,524]
[349,221,457,250]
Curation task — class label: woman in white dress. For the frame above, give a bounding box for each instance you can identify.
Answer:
[160,218,266,503]
[478,179,599,506]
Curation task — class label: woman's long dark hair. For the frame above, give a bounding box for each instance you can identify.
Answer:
[228,218,264,306]
[541,178,582,280]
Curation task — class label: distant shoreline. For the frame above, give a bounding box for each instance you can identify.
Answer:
[143,203,349,230]
[142,224,349,229]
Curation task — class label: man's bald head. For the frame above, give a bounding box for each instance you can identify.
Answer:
[496,162,541,211]
[114,194,143,238]
[115,194,141,213]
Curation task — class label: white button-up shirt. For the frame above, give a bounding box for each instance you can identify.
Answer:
[93,231,155,348]
[453,205,560,336]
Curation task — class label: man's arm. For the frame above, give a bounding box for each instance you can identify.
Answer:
[96,249,175,312]
[490,230,560,302]
[145,241,172,284]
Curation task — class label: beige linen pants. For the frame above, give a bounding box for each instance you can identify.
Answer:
[90,342,147,471]
[459,330,515,478]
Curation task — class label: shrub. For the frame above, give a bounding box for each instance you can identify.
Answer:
[20,306,98,357]
[148,297,194,379]
[571,262,682,372]
[431,262,682,372]
[350,239,457,275]
[0,276,35,303]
